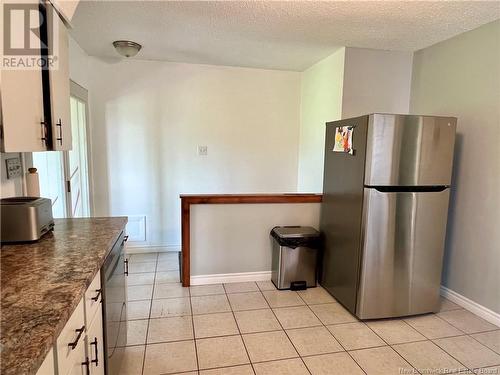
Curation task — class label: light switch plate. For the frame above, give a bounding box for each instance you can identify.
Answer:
[5,157,22,179]
[198,145,208,156]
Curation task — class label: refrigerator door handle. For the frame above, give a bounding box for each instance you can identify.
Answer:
[368,185,449,193]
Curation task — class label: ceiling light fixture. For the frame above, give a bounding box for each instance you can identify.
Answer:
[112,40,142,58]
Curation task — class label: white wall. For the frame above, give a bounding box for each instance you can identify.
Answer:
[297,48,345,193]
[191,203,320,276]
[342,47,413,118]
[410,20,500,314]
[88,58,301,247]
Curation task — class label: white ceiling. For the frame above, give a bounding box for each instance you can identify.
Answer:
[71,1,500,71]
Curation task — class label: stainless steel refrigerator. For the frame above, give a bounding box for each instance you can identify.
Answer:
[320,114,456,319]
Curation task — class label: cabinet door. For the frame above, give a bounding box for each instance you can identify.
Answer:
[87,309,105,375]
[56,299,86,375]
[48,4,72,150]
[0,0,48,152]
[66,342,88,375]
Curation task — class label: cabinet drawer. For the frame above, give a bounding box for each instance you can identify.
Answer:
[85,271,102,325]
[56,298,85,375]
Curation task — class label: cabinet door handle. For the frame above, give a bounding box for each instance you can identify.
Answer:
[90,337,99,366]
[124,258,129,276]
[91,289,102,302]
[68,325,85,350]
[40,121,48,146]
[56,119,63,146]
[81,357,90,375]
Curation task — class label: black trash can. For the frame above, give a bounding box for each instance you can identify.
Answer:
[270,226,320,290]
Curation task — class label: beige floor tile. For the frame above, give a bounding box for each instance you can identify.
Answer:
[367,319,426,344]
[472,330,500,354]
[117,345,145,375]
[253,358,309,374]
[200,364,254,374]
[393,340,467,374]
[147,316,193,343]
[224,282,259,294]
[434,335,500,369]
[155,271,180,284]
[127,300,151,320]
[125,319,148,346]
[440,297,462,312]
[242,331,298,362]
[303,352,365,375]
[328,322,385,350]
[128,261,156,274]
[234,309,282,334]
[157,259,179,271]
[286,326,343,356]
[273,306,322,329]
[256,280,276,291]
[193,312,239,338]
[262,290,305,308]
[153,283,190,299]
[438,310,499,334]
[197,335,250,369]
[191,294,231,315]
[127,284,154,301]
[350,346,416,375]
[309,303,357,325]
[474,365,500,374]
[190,284,225,296]
[128,253,158,263]
[144,341,197,374]
[158,252,180,261]
[123,272,155,286]
[228,292,268,311]
[297,287,337,305]
[150,297,191,318]
[404,314,464,339]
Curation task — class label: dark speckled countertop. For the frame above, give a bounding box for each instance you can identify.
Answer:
[1,217,128,375]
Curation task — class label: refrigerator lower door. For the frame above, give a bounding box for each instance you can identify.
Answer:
[356,187,450,319]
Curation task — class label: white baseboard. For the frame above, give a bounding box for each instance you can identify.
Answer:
[190,271,272,285]
[440,286,500,328]
[126,245,181,254]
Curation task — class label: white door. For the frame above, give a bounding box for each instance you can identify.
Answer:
[65,87,91,217]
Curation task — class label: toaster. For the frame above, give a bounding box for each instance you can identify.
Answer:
[1,197,54,243]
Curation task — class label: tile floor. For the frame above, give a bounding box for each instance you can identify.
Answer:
[119,252,500,375]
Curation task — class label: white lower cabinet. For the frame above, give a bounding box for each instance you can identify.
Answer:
[37,271,104,375]
[86,309,105,375]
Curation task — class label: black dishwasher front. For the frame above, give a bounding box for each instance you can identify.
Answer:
[101,232,128,375]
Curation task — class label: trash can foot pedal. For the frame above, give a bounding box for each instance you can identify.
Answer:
[290,281,307,291]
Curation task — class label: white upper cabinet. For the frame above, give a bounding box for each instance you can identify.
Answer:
[48,3,72,150]
[0,1,72,152]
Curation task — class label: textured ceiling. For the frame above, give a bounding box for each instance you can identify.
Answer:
[71,1,500,71]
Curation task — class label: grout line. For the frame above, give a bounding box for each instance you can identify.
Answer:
[260,289,313,375]
[139,253,158,375]
[223,282,257,375]
[295,290,368,375]
[187,271,200,373]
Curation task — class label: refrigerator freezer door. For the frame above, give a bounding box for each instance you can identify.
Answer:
[356,188,450,319]
[365,114,456,186]
[320,115,369,313]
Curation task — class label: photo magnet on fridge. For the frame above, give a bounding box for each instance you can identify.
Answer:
[333,126,355,154]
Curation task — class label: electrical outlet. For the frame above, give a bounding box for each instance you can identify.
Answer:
[5,157,22,179]
[198,145,208,156]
